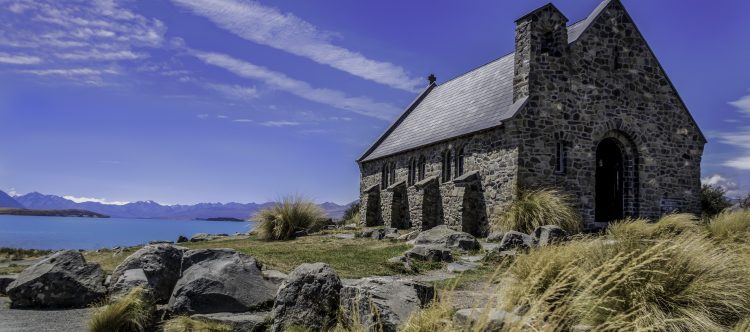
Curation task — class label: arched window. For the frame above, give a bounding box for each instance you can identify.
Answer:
[455,146,465,177]
[442,150,452,182]
[555,141,566,174]
[540,30,554,54]
[613,46,622,70]
[408,158,416,186]
[389,162,396,186]
[418,156,426,181]
[381,163,389,188]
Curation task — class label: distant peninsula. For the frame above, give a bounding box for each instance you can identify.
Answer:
[0,208,110,218]
[195,217,247,222]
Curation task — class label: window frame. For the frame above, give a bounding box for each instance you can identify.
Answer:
[555,141,566,174]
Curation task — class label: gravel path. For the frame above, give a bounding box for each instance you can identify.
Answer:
[0,297,92,332]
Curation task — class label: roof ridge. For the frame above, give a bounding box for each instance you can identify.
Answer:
[434,51,515,88]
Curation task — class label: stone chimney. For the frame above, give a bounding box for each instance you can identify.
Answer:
[513,3,569,102]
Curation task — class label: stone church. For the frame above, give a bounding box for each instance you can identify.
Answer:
[356,0,705,236]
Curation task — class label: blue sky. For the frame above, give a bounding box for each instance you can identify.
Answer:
[0,0,749,205]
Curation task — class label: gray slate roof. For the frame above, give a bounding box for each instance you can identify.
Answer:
[359,1,611,162]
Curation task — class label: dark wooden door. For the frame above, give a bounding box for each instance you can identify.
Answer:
[596,138,624,223]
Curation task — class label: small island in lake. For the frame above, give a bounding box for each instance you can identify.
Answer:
[195,217,247,222]
[0,208,110,218]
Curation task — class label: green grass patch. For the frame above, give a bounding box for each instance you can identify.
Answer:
[83,235,410,279]
[162,316,232,332]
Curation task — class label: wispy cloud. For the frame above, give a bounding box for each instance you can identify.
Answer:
[192,50,401,120]
[204,82,259,100]
[0,52,42,65]
[0,0,165,84]
[701,174,743,197]
[730,89,750,116]
[63,195,130,206]
[233,118,253,123]
[721,90,750,170]
[261,120,300,127]
[171,0,421,92]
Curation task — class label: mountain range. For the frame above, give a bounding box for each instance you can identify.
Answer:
[0,191,353,220]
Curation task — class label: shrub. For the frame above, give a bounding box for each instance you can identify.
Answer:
[492,188,582,234]
[701,184,731,218]
[342,201,360,222]
[707,210,750,243]
[253,195,327,241]
[499,216,750,331]
[162,317,232,332]
[87,288,153,332]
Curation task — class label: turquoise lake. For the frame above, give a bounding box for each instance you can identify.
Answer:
[0,215,255,250]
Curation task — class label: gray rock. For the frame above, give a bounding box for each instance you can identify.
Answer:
[271,263,342,332]
[192,311,270,332]
[261,269,288,286]
[453,308,520,330]
[176,235,189,243]
[360,227,385,240]
[342,223,358,230]
[404,245,453,262]
[397,230,420,241]
[293,230,308,238]
[7,250,106,308]
[446,261,479,273]
[487,231,505,242]
[481,242,502,252]
[387,256,406,264]
[340,277,434,332]
[533,225,569,246]
[189,233,211,242]
[109,244,185,303]
[333,233,356,240]
[498,231,536,251]
[148,240,173,245]
[109,268,149,299]
[168,249,277,315]
[411,225,480,251]
[0,275,16,296]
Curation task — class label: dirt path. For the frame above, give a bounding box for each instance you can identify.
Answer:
[0,297,92,332]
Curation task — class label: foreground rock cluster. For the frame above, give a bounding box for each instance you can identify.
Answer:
[0,223,570,331]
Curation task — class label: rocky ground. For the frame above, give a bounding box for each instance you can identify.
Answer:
[0,297,91,332]
[0,224,567,331]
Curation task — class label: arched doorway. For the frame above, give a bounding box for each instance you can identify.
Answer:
[596,138,624,222]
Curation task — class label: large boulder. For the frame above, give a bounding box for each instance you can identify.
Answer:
[7,250,106,308]
[340,277,434,332]
[109,244,185,303]
[0,275,16,296]
[168,249,277,315]
[411,225,480,251]
[404,245,453,262]
[498,231,536,251]
[533,225,569,246]
[453,308,520,330]
[360,227,396,240]
[192,311,270,332]
[270,263,342,332]
[486,231,505,242]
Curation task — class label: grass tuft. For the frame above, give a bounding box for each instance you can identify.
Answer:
[87,287,153,332]
[707,210,750,243]
[162,316,232,332]
[253,195,327,241]
[491,188,582,234]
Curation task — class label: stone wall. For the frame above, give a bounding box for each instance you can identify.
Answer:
[358,127,519,236]
[513,1,705,227]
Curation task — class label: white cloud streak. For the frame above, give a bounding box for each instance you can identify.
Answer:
[171,0,421,92]
[204,82,259,100]
[63,195,130,205]
[722,90,750,170]
[261,120,299,127]
[192,50,401,120]
[0,0,165,84]
[0,52,42,64]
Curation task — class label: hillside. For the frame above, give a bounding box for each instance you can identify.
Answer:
[13,192,353,220]
[0,190,24,209]
[0,208,109,218]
